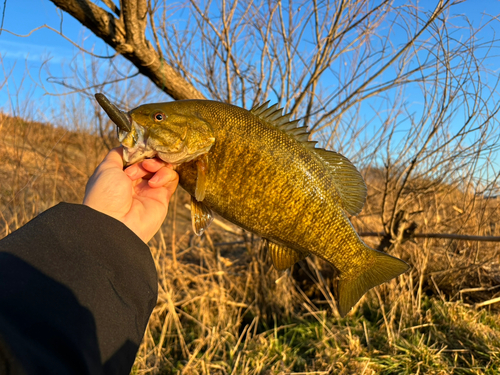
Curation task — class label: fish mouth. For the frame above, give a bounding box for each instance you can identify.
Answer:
[95,93,214,167]
[94,93,154,166]
[124,148,210,168]
[121,121,212,167]
[123,147,157,166]
[121,120,156,166]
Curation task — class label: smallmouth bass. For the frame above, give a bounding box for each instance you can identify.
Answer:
[95,93,409,316]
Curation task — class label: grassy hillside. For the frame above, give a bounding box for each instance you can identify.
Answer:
[1,114,500,374]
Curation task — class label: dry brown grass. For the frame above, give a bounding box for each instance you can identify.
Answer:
[0,113,109,232]
[1,114,500,374]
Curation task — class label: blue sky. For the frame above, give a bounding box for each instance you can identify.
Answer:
[0,0,92,63]
[1,0,499,116]
[0,0,106,118]
[0,0,499,190]
[0,1,498,143]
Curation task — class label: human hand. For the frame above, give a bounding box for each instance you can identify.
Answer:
[83,147,179,243]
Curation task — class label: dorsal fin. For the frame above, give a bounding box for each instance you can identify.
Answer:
[314,149,367,215]
[250,102,318,150]
[251,102,366,215]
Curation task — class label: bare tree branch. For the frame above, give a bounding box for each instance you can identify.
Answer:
[49,0,205,100]
[101,0,120,17]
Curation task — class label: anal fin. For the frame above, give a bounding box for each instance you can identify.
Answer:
[264,239,308,270]
[191,196,214,236]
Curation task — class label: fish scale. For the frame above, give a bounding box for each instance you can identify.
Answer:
[95,94,409,316]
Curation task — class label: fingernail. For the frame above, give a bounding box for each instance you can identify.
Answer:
[149,175,159,184]
[124,168,135,177]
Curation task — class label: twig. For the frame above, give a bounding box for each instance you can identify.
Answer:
[475,297,500,308]
[460,285,500,294]
[0,26,116,59]
[0,0,7,37]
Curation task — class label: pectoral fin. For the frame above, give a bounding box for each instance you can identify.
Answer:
[264,239,308,270]
[195,154,209,202]
[191,196,214,236]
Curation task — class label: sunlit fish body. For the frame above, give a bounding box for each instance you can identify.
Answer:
[95,93,409,316]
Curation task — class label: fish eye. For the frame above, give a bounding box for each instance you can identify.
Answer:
[153,112,166,122]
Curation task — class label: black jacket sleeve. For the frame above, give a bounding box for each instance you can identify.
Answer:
[0,203,158,375]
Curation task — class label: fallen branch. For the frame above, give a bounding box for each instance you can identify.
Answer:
[359,232,500,242]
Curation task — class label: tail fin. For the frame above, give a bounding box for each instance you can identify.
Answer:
[337,247,409,317]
